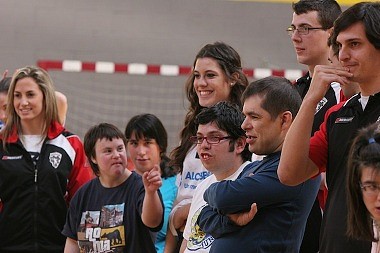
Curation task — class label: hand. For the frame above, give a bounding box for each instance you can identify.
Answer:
[143,164,162,194]
[227,203,257,226]
[306,65,353,104]
[2,70,8,80]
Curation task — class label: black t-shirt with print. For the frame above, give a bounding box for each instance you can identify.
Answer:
[63,172,163,253]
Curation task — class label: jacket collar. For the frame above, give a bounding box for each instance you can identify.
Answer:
[6,121,64,143]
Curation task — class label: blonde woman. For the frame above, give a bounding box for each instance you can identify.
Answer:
[0,66,92,253]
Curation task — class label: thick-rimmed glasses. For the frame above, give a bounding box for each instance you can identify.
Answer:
[286,26,324,36]
[359,182,380,196]
[189,136,231,145]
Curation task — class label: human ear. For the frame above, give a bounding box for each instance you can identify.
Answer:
[280,111,293,130]
[91,156,97,164]
[235,136,247,154]
[230,72,240,85]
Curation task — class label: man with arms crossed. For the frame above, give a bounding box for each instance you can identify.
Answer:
[197,77,320,252]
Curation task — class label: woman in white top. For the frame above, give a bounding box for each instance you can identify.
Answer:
[164,42,249,252]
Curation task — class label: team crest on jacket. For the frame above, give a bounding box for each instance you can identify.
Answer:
[315,97,328,115]
[49,152,62,169]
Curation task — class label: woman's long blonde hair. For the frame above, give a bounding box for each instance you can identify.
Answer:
[2,66,59,148]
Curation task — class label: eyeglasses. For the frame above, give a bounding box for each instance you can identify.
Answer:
[286,26,325,36]
[189,136,231,145]
[359,182,380,196]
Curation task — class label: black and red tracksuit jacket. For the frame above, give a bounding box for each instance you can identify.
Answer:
[0,122,93,253]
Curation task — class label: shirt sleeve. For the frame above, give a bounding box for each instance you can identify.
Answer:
[196,205,240,239]
[203,165,304,215]
[66,135,93,204]
[309,102,343,173]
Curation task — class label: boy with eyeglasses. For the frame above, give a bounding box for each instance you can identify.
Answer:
[279,2,380,253]
[196,77,320,253]
[179,101,252,253]
[289,0,342,122]
[288,1,342,252]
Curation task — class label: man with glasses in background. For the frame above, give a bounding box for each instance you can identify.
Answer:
[179,101,252,253]
[287,1,342,252]
[195,77,320,252]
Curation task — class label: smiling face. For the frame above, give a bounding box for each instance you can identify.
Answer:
[92,137,128,184]
[241,95,284,156]
[13,77,45,127]
[337,22,380,94]
[360,166,380,224]
[290,11,331,70]
[127,132,161,175]
[193,57,232,108]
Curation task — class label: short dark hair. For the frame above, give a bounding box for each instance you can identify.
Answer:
[195,101,251,162]
[125,114,176,178]
[242,76,302,120]
[84,123,127,176]
[292,0,342,29]
[347,122,380,242]
[331,2,380,51]
[0,77,11,93]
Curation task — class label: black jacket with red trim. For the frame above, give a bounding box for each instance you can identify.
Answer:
[310,92,380,253]
[0,121,92,253]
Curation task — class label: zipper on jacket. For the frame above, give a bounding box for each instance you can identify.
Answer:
[34,163,39,252]
[33,143,45,253]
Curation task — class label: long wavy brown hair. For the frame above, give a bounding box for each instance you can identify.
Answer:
[170,42,248,173]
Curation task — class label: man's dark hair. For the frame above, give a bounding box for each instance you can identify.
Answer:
[84,123,127,176]
[292,0,342,29]
[331,2,380,51]
[242,76,302,120]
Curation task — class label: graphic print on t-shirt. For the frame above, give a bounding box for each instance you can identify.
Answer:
[187,204,214,251]
[77,203,126,253]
